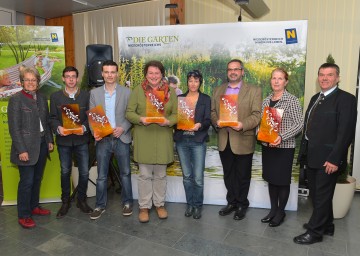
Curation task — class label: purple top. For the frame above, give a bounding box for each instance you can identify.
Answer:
[225,81,242,95]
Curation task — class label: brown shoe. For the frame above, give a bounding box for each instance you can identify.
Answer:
[139,208,149,223]
[156,206,168,219]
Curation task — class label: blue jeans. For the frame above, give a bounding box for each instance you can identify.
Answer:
[17,138,48,218]
[176,139,206,207]
[95,137,133,208]
[57,143,89,201]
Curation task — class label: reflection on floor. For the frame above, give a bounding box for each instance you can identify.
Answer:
[0,175,359,256]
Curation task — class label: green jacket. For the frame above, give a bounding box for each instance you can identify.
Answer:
[126,85,177,164]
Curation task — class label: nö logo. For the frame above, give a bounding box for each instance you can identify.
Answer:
[285,28,297,44]
[51,33,59,42]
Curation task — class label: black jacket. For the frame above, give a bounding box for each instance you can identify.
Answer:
[174,91,211,143]
[298,88,357,169]
[49,88,90,146]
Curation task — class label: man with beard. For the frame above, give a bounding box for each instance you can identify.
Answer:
[211,59,262,221]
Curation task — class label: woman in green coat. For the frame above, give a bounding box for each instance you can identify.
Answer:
[126,60,177,223]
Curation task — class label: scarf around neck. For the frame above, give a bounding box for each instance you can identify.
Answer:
[141,79,170,104]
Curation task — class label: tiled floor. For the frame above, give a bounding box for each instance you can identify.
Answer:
[1,179,359,256]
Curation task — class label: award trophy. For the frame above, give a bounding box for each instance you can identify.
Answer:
[177,97,195,130]
[61,104,83,135]
[87,105,113,138]
[257,107,284,143]
[144,90,166,123]
[218,94,238,127]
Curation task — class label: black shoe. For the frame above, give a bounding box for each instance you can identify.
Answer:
[303,223,334,236]
[233,208,247,220]
[185,206,193,217]
[261,214,274,223]
[269,213,285,227]
[324,224,335,236]
[219,204,238,216]
[193,207,202,219]
[76,199,93,214]
[293,232,323,245]
[56,199,71,219]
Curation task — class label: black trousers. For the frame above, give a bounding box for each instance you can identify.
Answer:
[306,167,338,237]
[219,140,253,208]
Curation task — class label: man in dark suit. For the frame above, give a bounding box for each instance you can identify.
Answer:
[50,66,92,218]
[294,63,357,244]
[211,59,262,220]
[89,60,133,220]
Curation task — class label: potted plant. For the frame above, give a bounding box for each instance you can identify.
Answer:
[332,163,356,219]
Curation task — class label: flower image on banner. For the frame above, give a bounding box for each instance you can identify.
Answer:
[0,25,65,205]
[118,21,307,209]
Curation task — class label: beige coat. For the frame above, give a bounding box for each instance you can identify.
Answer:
[211,82,262,155]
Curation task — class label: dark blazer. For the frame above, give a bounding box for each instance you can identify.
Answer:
[211,82,262,155]
[49,88,90,146]
[298,88,357,169]
[89,84,132,144]
[8,90,53,166]
[173,91,211,143]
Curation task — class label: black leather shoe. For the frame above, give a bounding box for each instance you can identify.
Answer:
[56,199,71,219]
[193,207,202,219]
[261,215,274,223]
[269,213,285,227]
[233,208,247,220]
[184,206,193,217]
[219,204,238,216]
[76,199,93,214]
[303,223,334,236]
[293,232,323,245]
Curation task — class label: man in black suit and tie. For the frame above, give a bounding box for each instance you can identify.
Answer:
[294,63,357,244]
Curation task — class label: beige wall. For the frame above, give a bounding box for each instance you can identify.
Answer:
[185,0,360,107]
[73,0,170,80]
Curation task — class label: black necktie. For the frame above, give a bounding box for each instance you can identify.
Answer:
[305,93,324,138]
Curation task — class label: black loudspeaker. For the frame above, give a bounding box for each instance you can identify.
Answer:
[86,44,113,87]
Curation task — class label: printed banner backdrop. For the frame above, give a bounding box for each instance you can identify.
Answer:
[0,25,65,205]
[118,21,308,210]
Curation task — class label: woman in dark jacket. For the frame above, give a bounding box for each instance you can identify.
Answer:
[8,67,54,229]
[174,70,211,219]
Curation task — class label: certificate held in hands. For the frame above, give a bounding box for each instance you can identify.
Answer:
[219,94,238,127]
[257,107,283,143]
[145,90,166,123]
[87,105,113,138]
[61,104,83,135]
[177,97,195,130]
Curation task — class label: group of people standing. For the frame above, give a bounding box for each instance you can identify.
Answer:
[7,58,356,246]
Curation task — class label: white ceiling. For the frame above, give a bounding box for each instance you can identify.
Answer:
[0,0,149,19]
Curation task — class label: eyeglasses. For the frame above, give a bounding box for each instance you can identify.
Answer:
[23,79,37,83]
[227,68,243,72]
[64,75,77,79]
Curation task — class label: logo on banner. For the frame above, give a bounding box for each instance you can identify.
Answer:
[51,33,59,42]
[125,35,179,48]
[285,28,298,44]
